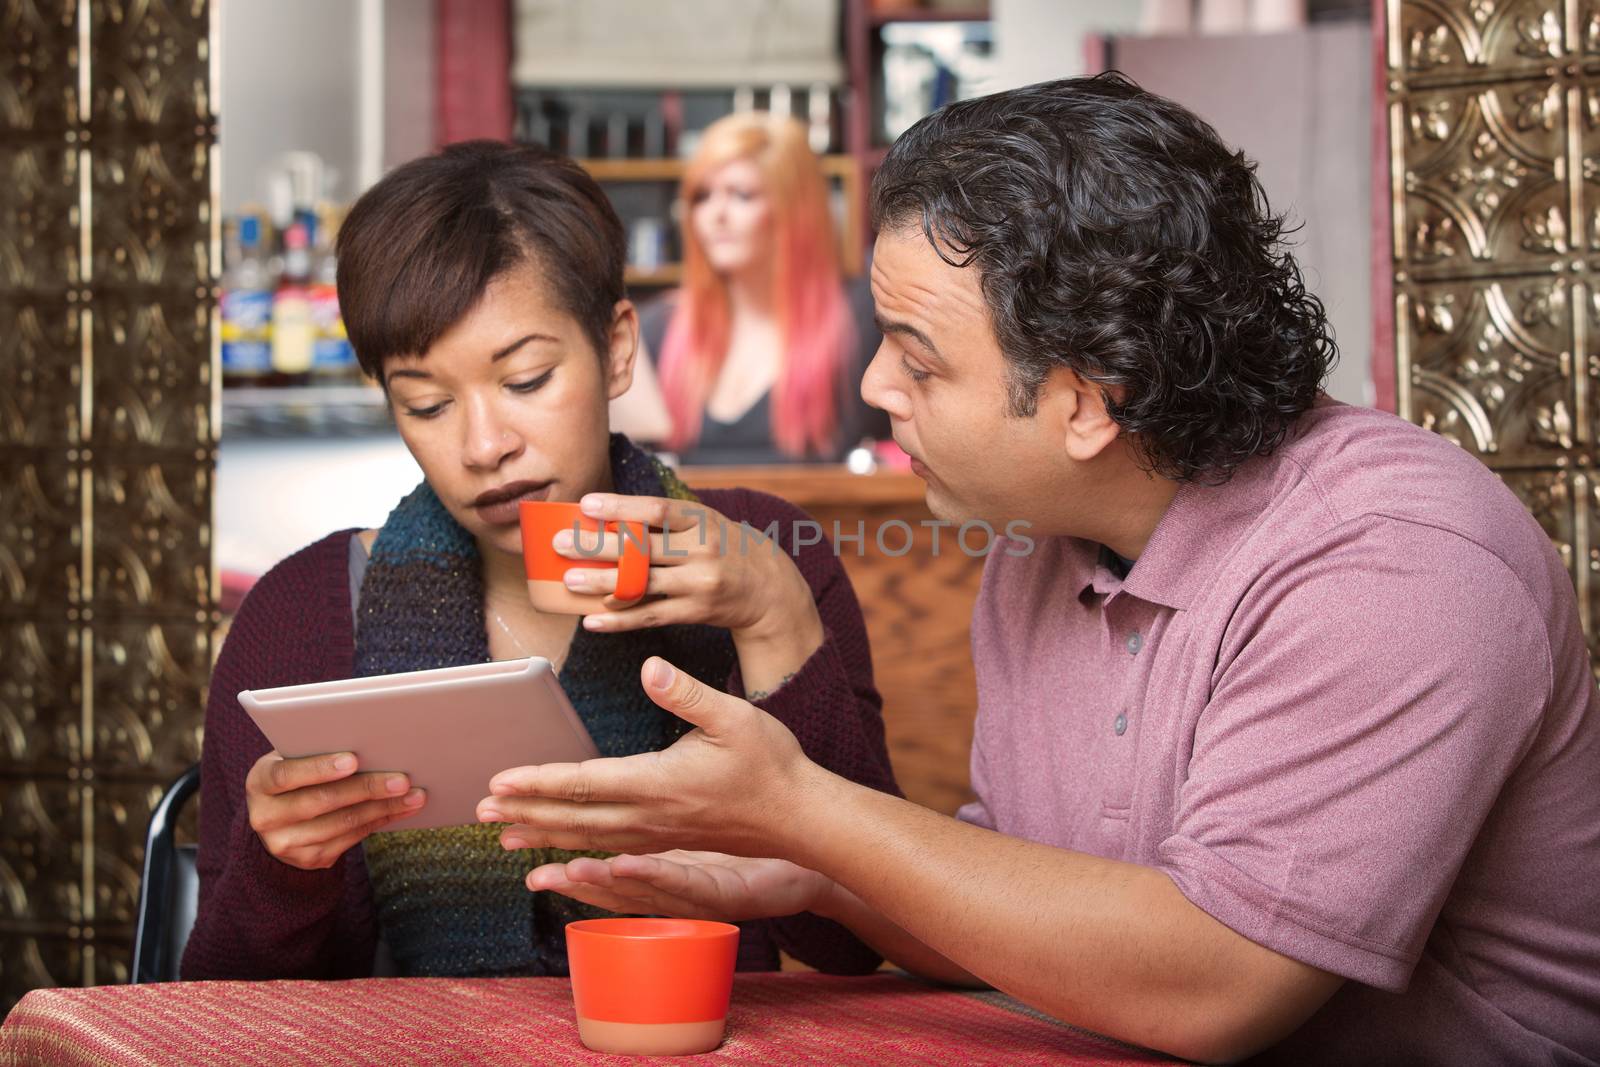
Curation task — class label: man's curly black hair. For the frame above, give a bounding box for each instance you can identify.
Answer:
[870,72,1337,484]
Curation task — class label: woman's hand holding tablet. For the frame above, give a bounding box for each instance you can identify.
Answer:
[245,750,427,870]
[239,658,600,863]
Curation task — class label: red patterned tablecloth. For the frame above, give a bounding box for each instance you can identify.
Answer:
[0,972,1178,1066]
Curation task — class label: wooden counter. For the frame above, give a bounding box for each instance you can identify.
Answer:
[683,465,982,816]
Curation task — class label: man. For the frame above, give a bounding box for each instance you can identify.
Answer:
[475,75,1600,1064]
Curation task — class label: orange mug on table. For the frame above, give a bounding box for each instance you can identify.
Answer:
[519,500,650,615]
[565,917,740,1056]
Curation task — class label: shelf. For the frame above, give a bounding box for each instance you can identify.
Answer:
[626,264,683,287]
[869,7,989,25]
[577,158,691,182]
[222,383,396,439]
[577,155,861,183]
[579,155,866,278]
[224,384,384,408]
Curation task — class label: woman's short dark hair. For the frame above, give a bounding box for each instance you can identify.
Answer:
[337,140,626,380]
[870,72,1336,484]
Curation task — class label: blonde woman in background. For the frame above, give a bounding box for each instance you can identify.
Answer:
[618,112,888,465]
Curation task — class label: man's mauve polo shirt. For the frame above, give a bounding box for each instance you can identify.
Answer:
[962,400,1600,1064]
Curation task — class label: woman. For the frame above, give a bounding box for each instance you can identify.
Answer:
[181,141,898,980]
[630,112,888,465]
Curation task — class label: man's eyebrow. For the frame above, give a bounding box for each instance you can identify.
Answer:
[875,316,949,367]
[385,333,560,383]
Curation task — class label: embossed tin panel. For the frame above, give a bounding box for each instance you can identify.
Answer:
[1388,0,1600,673]
[0,0,218,1007]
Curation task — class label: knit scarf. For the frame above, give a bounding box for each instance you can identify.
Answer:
[354,434,736,977]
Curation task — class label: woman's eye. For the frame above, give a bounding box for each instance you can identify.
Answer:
[402,401,447,419]
[509,369,555,394]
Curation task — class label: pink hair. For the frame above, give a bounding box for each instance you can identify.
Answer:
[658,113,854,457]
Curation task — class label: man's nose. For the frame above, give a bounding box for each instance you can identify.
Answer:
[860,342,910,421]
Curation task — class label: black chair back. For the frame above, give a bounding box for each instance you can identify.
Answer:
[131,763,201,984]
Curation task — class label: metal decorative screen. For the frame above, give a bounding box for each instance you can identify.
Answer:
[0,0,218,1007]
[1384,0,1600,672]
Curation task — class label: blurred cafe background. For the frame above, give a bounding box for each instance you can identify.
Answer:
[10,0,1593,1009]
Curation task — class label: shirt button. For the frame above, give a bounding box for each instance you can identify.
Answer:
[1114,713,1128,736]
[1126,632,1143,655]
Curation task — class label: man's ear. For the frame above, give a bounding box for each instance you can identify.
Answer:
[605,300,640,401]
[1040,367,1122,463]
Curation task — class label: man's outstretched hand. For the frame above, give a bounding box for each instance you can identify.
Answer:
[526,850,836,922]
[477,657,822,860]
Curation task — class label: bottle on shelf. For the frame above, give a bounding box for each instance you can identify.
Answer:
[309,204,358,382]
[269,221,315,386]
[220,214,274,387]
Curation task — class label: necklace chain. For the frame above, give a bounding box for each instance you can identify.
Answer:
[488,603,532,658]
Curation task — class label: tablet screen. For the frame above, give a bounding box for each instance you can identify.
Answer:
[239,657,599,831]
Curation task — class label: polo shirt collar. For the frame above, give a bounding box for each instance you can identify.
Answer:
[1079,542,1130,601]
[1114,456,1283,612]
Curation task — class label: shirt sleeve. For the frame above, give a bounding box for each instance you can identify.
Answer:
[707,488,901,974]
[1155,516,1551,992]
[181,535,379,980]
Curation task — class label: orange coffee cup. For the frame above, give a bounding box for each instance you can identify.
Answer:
[520,501,650,615]
[565,917,740,1056]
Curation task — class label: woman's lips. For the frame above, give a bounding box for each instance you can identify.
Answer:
[473,482,552,526]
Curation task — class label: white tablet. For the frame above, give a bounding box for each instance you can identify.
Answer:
[238,657,600,832]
